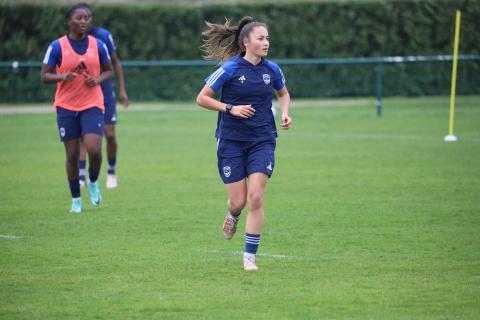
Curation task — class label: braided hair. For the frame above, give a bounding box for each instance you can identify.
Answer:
[64,3,91,22]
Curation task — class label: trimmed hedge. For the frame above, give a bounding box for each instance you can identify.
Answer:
[1,0,479,61]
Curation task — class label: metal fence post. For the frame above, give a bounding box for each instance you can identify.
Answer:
[375,63,383,117]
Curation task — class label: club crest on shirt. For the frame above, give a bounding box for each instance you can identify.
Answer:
[223,166,231,178]
[263,74,271,84]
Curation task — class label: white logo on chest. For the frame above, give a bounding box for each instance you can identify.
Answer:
[263,74,271,84]
[238,75,246,83]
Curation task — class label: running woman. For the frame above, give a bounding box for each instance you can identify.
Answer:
[77,3,129,189]
[196,16,292,271]
[41,4,112,213]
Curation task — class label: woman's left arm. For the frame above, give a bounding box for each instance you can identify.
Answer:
[276,87,292,129]
[85,61,112,87]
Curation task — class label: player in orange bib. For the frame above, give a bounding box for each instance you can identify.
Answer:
[41,4,113,213]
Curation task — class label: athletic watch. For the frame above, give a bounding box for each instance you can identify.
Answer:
[225,103,233,114]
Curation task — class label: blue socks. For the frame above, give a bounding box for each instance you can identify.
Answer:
[79,160,86,181]
[68,178,80,198]
[79,160,103,182]
[107,157,116,175]
[89,168,100,183]
[245,233,261,255]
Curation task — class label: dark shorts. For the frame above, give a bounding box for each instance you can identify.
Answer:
[217,139,276,184]
[56,107,104,142]
[104,100,117,124]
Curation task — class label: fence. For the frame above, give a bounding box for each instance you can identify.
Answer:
[1,55,479,113]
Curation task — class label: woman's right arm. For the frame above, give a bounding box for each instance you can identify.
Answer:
[196,85,255,118]
[40,64,77,84]
[40,42,77,84]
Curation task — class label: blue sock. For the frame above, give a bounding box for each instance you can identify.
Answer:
[245,233,261,255]
[79,160,86,180]
[68,178,80,198]
[107,157,116,174]
[89,168,100,183]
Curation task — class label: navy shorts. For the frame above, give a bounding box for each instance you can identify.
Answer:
[104,100,117,124]
[217,139,276,184]
[56,107,104,142]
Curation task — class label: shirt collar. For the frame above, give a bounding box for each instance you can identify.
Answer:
[238,52,264,66]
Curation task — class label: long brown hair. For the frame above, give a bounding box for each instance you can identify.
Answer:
[201,16,268,62]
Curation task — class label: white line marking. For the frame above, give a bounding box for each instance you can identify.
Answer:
[194,248,294,259]
[253,252,292,259]
[0,234,22,239]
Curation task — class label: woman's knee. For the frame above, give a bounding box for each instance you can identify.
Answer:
[104,131,116,144]
[248,191,264,211]
[228,196,247,212]
[104,125,116,142]
[83,134,103,152]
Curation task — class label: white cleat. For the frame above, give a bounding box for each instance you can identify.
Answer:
[243,253,259,271]
[106,174,118,189]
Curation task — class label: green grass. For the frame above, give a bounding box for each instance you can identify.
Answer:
[1,96,479,319]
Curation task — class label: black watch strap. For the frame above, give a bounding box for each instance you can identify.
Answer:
[225,103,233,114]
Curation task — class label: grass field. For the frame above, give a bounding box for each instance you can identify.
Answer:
[1,96,479,319]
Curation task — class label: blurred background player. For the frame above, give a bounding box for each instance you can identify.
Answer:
[196,16,292,271]
[41,3,112,213]
[77,3,129,189]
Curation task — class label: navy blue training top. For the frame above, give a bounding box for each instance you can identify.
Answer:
[89,27,117,105]
[205,53,286,141]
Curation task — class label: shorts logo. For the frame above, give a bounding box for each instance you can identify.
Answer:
[263,74,270,84]
[223,166,231,178]
[267,162,272,171]
[111,114,116,122]
[60,127,66,137]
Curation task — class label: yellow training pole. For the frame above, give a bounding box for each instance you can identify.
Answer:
[445,10,461,142]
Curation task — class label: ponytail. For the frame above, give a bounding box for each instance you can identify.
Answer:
[201,16,267,62]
